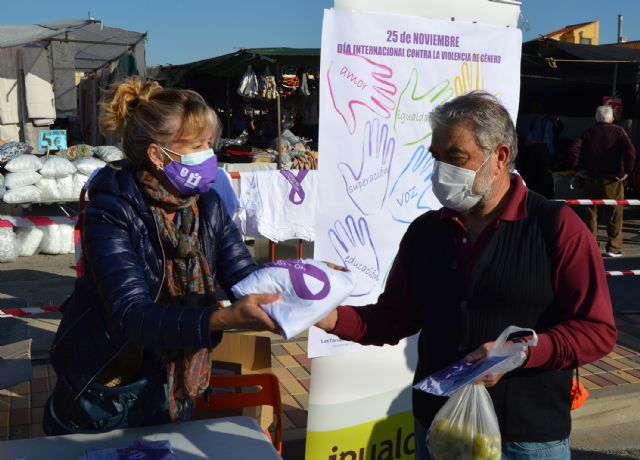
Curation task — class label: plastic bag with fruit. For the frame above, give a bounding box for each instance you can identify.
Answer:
[417,326,538,460]
[427,384,501,460]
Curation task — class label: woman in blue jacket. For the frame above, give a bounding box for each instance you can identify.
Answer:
[44,77,279,435]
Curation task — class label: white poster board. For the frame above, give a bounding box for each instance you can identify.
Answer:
[306,5,522,460]
[309,9,522,358]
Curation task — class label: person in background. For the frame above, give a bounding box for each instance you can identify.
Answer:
[569,105,636,257]
[317,92,616,460]
[44,77,279,435]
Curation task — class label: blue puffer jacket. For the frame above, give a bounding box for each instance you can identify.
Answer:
[50,162,257,398]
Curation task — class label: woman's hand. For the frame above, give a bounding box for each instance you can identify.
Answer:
[210,293,281,332]
[322,261,349,272]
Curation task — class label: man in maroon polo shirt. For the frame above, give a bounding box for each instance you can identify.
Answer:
[569,105,636,257]
[317,92,616,460]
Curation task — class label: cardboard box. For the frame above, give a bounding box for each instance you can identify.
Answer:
[192,332,273,430]
[211,332,271,371]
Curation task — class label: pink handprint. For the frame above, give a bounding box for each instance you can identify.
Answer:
[327,53,397,135]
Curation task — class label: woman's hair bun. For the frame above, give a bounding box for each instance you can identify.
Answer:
[99,77,161,137]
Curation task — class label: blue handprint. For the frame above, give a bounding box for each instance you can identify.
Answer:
[328,215,380,297]
[387,145,438,224]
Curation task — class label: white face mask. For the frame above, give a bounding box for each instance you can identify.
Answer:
[431,154,492,213]
[161,146,215,166]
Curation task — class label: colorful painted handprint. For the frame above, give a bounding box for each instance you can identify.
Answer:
[393,69,453,146]
[387,145,438,224]
[328,215,380,297]
[337,119,395,216]
[327,53,397,135]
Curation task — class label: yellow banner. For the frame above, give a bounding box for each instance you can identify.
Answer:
[305,410,416,460]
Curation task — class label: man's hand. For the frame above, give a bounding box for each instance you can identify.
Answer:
[616,174,629,181]
[210,293,281,332]
[464,340,530,388]
[464,342,504,388]
[315,309,338,333]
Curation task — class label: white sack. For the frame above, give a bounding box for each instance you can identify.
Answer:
[73,157,106,176]
[93,146,124,162]
[39,156,76,178]
[36,177,61,201]
[57,175,75,200]
[5,154,42,172]
[2,186,41,203]
[0,227,18,262]
[4,171,41,189]
[38,224,62,254]
[59,224,75,254]
[15,227,43,257]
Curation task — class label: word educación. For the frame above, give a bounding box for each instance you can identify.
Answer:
[327,427,415,460]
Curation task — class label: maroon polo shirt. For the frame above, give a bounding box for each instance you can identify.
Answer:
[332,175,617,370]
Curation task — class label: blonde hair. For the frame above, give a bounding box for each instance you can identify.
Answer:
[99,77,221,167]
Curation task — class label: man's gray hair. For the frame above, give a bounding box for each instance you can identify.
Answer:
[429,91,518,170]
[595,105,614,123]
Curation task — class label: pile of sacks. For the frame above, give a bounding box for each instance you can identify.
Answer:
[0,142,124,204]
[0,224,76,263]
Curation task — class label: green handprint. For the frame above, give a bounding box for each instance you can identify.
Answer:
[393,69,453,147]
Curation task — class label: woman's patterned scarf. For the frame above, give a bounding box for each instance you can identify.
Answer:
[137,170,215,421]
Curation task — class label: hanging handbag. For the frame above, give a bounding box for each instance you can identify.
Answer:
[570,368,590,410]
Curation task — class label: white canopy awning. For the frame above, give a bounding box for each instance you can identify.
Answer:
[0,19,146,71]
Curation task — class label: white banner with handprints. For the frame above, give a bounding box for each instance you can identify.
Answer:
[309,9,522,358]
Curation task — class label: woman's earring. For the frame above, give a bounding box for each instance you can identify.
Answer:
[156,163,163,171]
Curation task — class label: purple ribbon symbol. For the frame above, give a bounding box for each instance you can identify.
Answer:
[267,260,331,301]
[280,170,309,205]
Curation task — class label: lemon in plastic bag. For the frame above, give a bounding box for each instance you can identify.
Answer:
[428,384,501,460]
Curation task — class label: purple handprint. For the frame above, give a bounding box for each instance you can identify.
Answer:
[337,119,395,216]
[328,215,380,297]
[327,53,397,135]
[266,259,331,301]
[387,145,439,224]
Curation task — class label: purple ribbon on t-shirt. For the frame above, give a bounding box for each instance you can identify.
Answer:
[279,170,309,205]
[266,260,330,301]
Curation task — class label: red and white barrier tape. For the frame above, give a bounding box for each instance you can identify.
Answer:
[0,306,61,318]
[0,215,76,228]
[557,199,640,206]
[606,270,640,278]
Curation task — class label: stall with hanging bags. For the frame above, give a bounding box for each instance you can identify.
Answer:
[151,48,320,170]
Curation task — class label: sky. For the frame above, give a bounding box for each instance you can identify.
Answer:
[1,0,639,66]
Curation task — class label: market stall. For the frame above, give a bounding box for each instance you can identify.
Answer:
[0,19,146,260]
[152,48,320,170]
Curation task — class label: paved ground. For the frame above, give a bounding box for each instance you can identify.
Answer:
[2,216,640,458]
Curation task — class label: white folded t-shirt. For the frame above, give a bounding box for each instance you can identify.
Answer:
[231,259,355,339]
